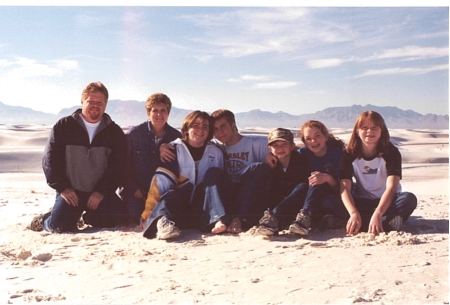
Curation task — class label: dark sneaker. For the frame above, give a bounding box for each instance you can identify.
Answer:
[156,216,180,240]
[322,214,347,230]
[29,214,44,232]
[289,210,311,236]
[384,215,403,232]
[255,210,278,236]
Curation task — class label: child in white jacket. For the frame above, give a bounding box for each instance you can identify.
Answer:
[142,111,228,240]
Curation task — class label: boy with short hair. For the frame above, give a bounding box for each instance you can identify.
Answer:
[255,128,311,236]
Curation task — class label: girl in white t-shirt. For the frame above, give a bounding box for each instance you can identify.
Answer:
[340,111,417,235]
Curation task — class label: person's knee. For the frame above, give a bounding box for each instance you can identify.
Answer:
[204,167,223,180]
[403,192,418,210]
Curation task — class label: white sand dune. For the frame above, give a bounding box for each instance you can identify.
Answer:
[0,125,448,304]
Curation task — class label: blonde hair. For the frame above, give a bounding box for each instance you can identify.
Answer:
[81,81,108,104]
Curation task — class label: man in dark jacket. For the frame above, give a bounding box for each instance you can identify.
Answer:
[121,93,181,225]
[30,81,126,233]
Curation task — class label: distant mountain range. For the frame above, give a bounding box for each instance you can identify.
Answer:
[0,100,448,129]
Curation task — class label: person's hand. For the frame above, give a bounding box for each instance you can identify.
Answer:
[265,153,278,169]
[134,189,145,199]
[308,171,329,186]
[140,217,146,229]
[368,211,384,235]
[61,188,78,206]
[160,143,176,162]
[346,211,362,236]
[87,191,104,210]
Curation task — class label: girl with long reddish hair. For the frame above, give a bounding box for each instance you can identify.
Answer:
[340,111,417,235]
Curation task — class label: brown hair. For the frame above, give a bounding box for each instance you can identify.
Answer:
[346,111,390,158]
[211,109,236,125]
[180,111,213,142]
[300,120,345,149]
[145,93,172,115]
[81,81,108,104]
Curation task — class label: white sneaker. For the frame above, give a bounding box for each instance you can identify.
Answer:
[156,216,180,240]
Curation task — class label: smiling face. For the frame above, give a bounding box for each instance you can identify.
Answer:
[269,140,295,161]
[213,117,238,146]
[148,103,169,129]
[358,118,382,147]
[187,118,210,147]
[302,126,328,157]
[81,91,107,123]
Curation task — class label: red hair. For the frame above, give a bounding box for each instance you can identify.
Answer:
[346,111,390,158]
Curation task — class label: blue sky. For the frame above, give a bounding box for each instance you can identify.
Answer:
[0,5,448,115]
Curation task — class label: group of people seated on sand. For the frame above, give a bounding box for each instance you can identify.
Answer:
[29,81,418,241]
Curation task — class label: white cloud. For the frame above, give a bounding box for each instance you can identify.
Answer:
[363,45,448,62]
[252,81,298,89]
[226,74,273,82]
[307,58,346,69]
[50,59,80,71]
[306,45,448,70]
[353,64,448,78]
[0,57,80,80]
[194,55,214,63]
[182,7,351,59]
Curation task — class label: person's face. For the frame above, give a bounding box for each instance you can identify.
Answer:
[81,91,106,123]
[187,118,210,148]
[303,126,328,157]
[358,118,381,146]
[213,118,236,145]
[148,103,169,128]
[269,141,294,160]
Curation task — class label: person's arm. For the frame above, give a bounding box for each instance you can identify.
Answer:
[265,152,278,169]
[308,171,338,190]
[95,125,127,196]
[42,120,72,193]
[368,175,400,235]
[308,147,342,191]
[123,132,142,196]
[340,178,362,235]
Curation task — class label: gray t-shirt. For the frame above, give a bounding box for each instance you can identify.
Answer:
[213,136,269,183]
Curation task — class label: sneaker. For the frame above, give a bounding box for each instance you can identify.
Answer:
[289,210,311,236]
[322,214,347,230]
[29,214,44,232]
[255,210,278,236]
[156,216,180,240]
[385,215,403,232]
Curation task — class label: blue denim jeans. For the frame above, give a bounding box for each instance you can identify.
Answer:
[220,162,273,230]
[271,182,309,230]
[120,188,145,225]
[323,191,418,231]
[143,167,229,239]
[42,191,124,233]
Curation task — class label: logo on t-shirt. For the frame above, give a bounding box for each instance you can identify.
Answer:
[226,159,246,174]
[226,152,249,161]
[363,166,378,174]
